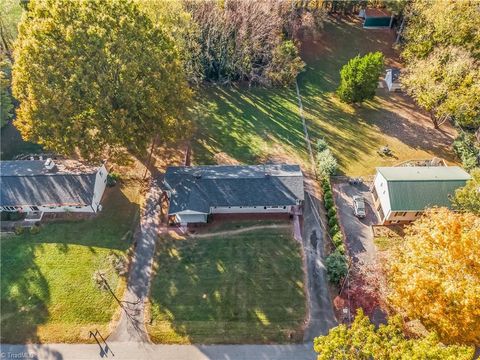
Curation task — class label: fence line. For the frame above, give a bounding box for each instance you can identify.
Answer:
[295,79,316,176]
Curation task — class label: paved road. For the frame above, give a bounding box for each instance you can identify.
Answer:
[301,193,337,341]
[109,179,164,342]
[332,181,379,264]
[0,343,317,360]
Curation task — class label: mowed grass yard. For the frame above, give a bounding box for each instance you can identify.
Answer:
[147,227,306,344]
[191,17,458,176]
[0,181,142,343]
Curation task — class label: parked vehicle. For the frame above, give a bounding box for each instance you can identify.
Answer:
[349,177,363,185]
[353,196,366,218]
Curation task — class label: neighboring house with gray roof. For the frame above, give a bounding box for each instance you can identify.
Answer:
[372,166,470,225]
[0,159,108,221]
[164,164,304,225]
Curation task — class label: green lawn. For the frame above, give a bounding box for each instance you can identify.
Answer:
[147,227,306,344]
[191,85,307,167]
[0,181,141,343]
[192,18,457,175]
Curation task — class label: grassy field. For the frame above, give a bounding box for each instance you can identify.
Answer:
[147,227,306,344]
[191,17,457,176]
[0,181,142,343]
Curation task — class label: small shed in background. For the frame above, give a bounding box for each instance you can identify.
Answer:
[359,8,394,28]
[385,68,401,92]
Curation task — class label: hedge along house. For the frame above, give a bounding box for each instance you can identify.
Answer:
[359,8,394,28]
[163,164,304,226]
[372,166,471,225]
[0,159,108,221]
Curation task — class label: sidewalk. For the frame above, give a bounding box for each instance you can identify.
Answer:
[0,342,316,360]
[109,178,164,342]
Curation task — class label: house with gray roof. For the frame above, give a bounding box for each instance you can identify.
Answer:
[372,166,471,225]
[0,159,108,221]
[164,164,304,225]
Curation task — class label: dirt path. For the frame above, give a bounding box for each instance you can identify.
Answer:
[109,178,164,343]
[190,223,291,238]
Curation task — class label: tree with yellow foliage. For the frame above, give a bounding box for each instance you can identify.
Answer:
[386,208,480,345]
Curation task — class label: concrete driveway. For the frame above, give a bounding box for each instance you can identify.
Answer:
[301,192,337,341]
[332,181,379,264]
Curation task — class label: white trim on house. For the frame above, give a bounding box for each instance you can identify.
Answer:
[373,172,391,222]
[91,164,108,212]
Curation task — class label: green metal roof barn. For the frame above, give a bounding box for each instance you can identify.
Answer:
[362,8,393,28]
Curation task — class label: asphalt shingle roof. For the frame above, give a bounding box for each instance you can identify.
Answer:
[1,160,97,207]
[165,165,304,214]
[377,166,471,211]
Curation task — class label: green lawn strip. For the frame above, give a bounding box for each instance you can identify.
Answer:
[0,182,141,343]
[192,219,289,234]
[148,227,306,344]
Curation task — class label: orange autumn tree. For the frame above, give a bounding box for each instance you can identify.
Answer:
[386,208,480,345]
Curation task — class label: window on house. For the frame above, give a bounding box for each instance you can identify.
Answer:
[283,206,286,209]
[264,206,267,209]
[414,212,421,217]
[30,206,39,211]
[372,188,378,201]
[76,206,82,209]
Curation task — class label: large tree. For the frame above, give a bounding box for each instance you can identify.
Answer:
[314,309,474,360]
[453,169,480,215]
[336,52,384,104]
[402,1,480,62]
[401,1,480,130]
[13,0,191,159]
[402,46,480,129]
[386,208,480,345]
[181,0,307,86]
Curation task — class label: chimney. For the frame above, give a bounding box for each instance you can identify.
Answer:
[44,158,56,172]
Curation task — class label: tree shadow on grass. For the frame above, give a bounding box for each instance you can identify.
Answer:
[0,184,140,344]
[0,241,50,343]
[191,85,307,165]
[25,184,140,251]
[148,231,306,344]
